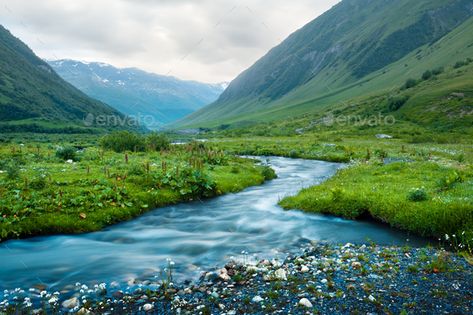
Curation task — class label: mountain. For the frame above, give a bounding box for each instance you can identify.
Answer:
[177,0,473,128]
[0,25,128,133]
[48,60,227,129]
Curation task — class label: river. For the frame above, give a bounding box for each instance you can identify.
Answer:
[0,157,425,291]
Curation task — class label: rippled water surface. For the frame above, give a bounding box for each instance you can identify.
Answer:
[0,157,426,290]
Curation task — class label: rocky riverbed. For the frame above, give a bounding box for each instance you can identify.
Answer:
[1,243,472,314]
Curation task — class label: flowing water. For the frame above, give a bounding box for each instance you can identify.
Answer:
[0,157,426,291]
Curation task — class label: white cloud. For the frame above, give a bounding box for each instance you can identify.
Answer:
[0,0,339,82]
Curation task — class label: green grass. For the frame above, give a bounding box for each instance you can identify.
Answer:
[280,161,473,235]
[279,158,473,254]
[204,133,473,254]
[0,140,275,241]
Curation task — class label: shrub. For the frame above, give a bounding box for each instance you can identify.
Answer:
[146,132,170,151]
[55,146,77,161]
[374,149,388,159]
[407,188,429,202]
[30,175,47,190]
[261,166,277,180]
[387,96,409,111]
[5,162,20,180]
[431,67,444,75]
[402,78,417,90]
[436,171,464,191]
[409,135,434,144]
[455,153,465,163]
[203,150,228,166]
[454,60,467,69]
[100,131,146,153]
[128,163,145,176]
[421,70,432,80]
[155,166,216,198]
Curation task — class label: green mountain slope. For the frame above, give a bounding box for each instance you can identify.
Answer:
[0,25,127,133]
[177,0,473,128]
[213,59,473,139]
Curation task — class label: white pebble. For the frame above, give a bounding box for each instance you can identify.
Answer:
[252,296,264,303]
[143,303,154,311]
[298,298,313,308]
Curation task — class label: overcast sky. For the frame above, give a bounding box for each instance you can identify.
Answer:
[0,0,339,83]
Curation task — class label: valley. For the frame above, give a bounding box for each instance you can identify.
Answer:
[1,0,473,313]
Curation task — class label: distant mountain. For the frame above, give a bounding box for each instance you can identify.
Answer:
[177,0,473,128]
[48,60,227,129]
[0,25,128,133]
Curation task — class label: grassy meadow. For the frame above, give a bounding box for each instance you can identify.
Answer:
[0,133,275,241]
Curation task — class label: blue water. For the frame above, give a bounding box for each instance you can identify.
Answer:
[0,157,425,291]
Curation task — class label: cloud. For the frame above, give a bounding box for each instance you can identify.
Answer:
[0,0,339,82]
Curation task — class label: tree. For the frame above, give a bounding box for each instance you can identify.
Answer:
[146,132,170,151]
[421,70,432,81]
[402,78,417,90]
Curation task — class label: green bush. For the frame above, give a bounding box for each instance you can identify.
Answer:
[5,162,20,180]
[454,60,469,69]
[387,96,409,111]
[407,188,429,202]
[100,131,146,153]
[261,166,277,180]
[30,175,47,190]
[409,135,434,144]
[55,146,77,161]
[431,67,444,75]
[374,149,388,159]
[128,163,145,176]
[421,70,432,81]
[402,78,418,90]
[155,166,217,198]
[436,171,464,191]
[146,132,170,151]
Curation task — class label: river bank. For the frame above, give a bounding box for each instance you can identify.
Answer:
[1,243,471,314]
[0,141,275,241]
[210,136,473,256]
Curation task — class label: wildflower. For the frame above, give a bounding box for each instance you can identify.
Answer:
[23,297,32,308]
[445,234,450,241]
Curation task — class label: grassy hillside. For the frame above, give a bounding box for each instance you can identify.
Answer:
[176,0,473,128]
[0,25,129,133]
[205,58,473,141]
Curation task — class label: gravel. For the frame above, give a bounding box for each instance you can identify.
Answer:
[1,243,472,314]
